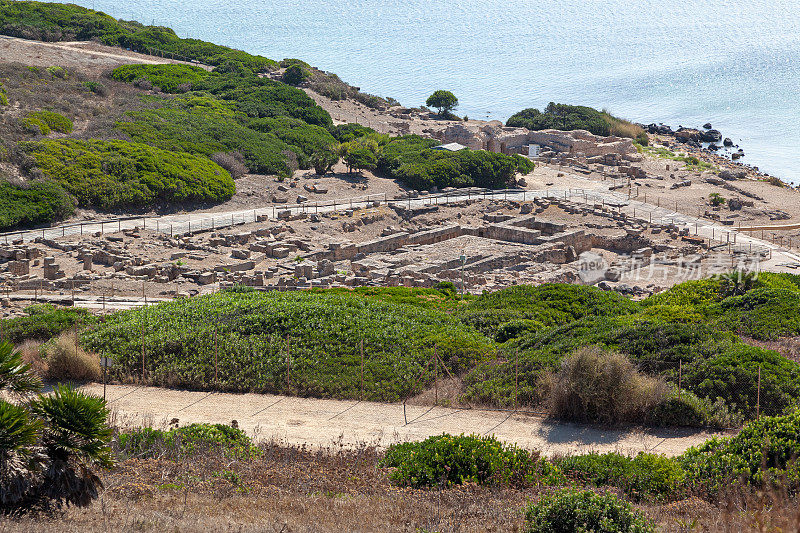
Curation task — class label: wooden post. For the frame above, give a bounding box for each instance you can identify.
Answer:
[756,364,761,421]
[678,359,682,391]
[286,334,290,391]
[434,346,438,406]
[360,339,364,401]
[214,325,218,384]
[141,317,146,380]
[514,350,519,410]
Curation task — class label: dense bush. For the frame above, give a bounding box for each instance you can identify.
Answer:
[713,287,800,340]
[282,63,309,86]
[117,423,258,459]
[0,1,276,70]
[21,110,72,135]
[0,304,91,344]
[42,331,101,382]
[556,452,685,501]
[458,284,638,340]
[21,138,235,208]
[377,135,533,190]
[81,290,493,401]
[381,434,560,488]
[0,179,74,230]
[680,409,800,494]
[524,488,656,533]
[507,103,644,139]
[111,64,209,93]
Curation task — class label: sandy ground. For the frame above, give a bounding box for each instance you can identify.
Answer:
[82,383,726,457]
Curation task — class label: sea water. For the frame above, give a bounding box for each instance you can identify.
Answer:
[51,0,800,183]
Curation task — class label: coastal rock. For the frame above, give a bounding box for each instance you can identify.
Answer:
[723,137,733,147]
[703,123,713,129]
[675,128,701,142]
[646,123,673,135]
[699,129,722,143]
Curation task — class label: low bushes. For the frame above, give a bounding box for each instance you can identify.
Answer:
[111,64,209,93]
[20,138,234,209]
[0,1,276,71]
[556,452,685,501]
[21,110,73,135]
[81,290,493,401]
[680,409,800,494]
[381,434,560,488]
[524,488,656,533]
[0,304,90,344]
[0,179,74,230]
[116,423,258,459]
[376,135,533,190]
[507,103,644,139]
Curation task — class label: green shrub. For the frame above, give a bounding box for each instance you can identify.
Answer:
[556,452,685,501]
[331,123,376,143]
[524,488,656,533]
[111,64,208,93]
[647,389,742,428]
[458,284,638,340]
[0,81,8,105]
[0,179,74,230]
[21,138,234,209]
[381,434,561,488]
[21,110,72,135]
[282,63,309,86]
[507,103,643,139]
[81,291,493,401]
[117,423,258,459]
[0,304,91,344]
[377,135,535,190]
[680,409,800,494]
[714,287,800,340]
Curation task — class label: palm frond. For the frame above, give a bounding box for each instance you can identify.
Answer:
[0,342,41,396]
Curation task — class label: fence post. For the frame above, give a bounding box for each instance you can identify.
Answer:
[678,359,682,391]
[286,335,290,392]
[515,350,519,410]
[756,364,761,421]
[360,339,364,401]
[214,325,219,384]
[434,346,438,406]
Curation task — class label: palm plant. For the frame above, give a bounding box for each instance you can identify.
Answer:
[0,341,112,511]
[719,270,757,297]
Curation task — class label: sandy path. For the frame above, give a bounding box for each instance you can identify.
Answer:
[82,383,726,457]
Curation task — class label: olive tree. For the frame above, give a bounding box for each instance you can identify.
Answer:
[426,90,458,116]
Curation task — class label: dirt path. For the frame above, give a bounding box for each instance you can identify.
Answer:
[82,383,726,457]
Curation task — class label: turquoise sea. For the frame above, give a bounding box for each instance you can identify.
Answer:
[53,0,800,183]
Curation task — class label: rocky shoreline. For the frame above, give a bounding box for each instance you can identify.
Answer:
[641,121,787,185]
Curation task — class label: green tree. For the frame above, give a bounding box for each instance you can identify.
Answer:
[282,64,309,86]
[426,90,458,115]
[343,146,377,174]
[310,146,339,176]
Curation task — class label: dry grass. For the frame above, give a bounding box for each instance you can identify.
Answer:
[43,330,100,382]
[0,438,797,532]
[18,340,48,377]
[542,346,669,424]
[743,335,800,363]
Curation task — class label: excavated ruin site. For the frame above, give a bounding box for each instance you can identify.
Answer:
[0,188,771,317]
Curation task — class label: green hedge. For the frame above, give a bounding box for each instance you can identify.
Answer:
[0,304,92,344]
[117,423,259,459]
[21,138,234,209]
[82,291,493,401]
[377,135,534,190]
[0,178,74,229]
